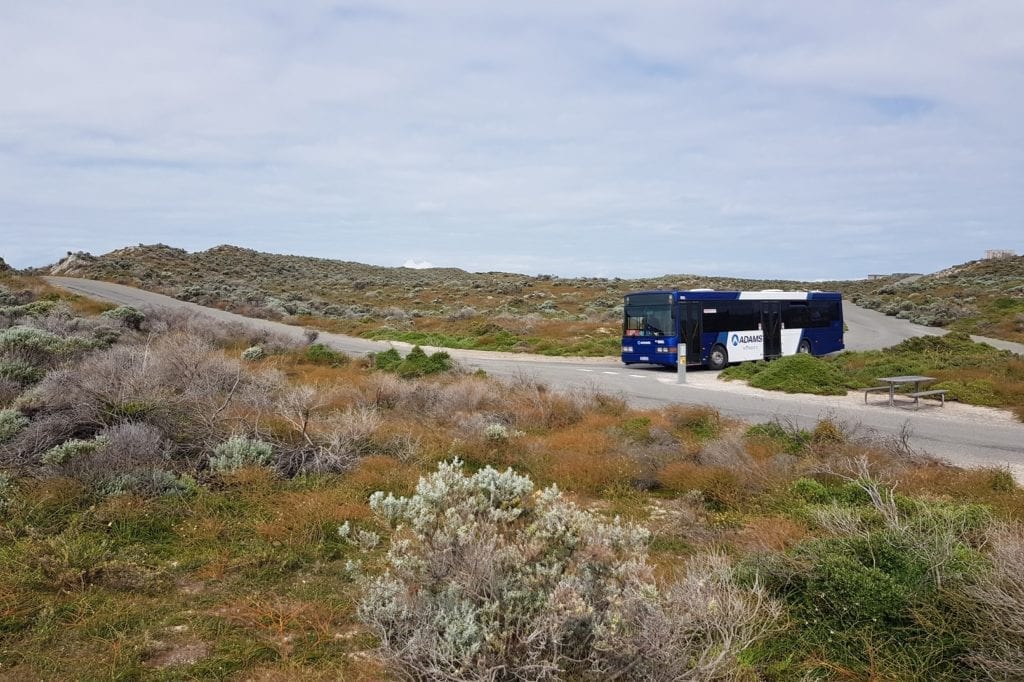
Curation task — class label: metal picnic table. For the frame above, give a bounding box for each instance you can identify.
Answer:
[870,375,938,407]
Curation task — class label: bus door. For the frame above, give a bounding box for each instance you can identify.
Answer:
[682,301,702,365]
[762,302,782,359]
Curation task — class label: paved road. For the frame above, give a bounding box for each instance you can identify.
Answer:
[45,277,1024,476]
[843,301,1024,355]
[843,302,942,351]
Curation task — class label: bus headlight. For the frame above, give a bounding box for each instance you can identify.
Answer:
[656,346,678,354]
[622,345,633,353]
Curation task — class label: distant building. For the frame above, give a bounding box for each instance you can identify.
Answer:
[985,249,1016,259]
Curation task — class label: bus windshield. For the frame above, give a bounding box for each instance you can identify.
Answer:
[624,294,674,337]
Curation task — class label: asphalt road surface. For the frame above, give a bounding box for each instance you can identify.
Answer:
[842,302,1024,354]
[45,277,1024,476]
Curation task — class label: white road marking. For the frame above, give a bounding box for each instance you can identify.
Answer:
[578,369,594,372]
[629,374,646,378]
[601,371,619,375]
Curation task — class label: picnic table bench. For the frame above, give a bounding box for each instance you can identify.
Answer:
[864,376,947,408]
[906,389,948,406]
[863,386,891,402]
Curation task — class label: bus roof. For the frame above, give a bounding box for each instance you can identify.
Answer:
[625,289,842,301]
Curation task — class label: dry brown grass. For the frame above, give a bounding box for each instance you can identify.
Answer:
[214,595,349,659]
[499,379,588,431]
[743,435,785,461]
[87,492,153,526]
[379,419,449,460]
[534,413,619,456]
[898,462,1024,518]
[257,489,368,547]
[657,461,747,508]
[13,477,90,530]
[343,455,421,499]
[730,516,810,554]
[524,414,638,492]
[279,361,368,398]
[537,449,639,494]
[215,463,281,491]
[180,516,232,548]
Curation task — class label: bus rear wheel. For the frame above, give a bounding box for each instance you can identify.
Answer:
[708,344,728,370]
[797,340,811,354]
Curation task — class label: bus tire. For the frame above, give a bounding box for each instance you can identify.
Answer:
[708,344,728,370]
[797,340,811,354]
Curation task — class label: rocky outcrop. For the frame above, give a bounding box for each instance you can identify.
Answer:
[49,251,97,276]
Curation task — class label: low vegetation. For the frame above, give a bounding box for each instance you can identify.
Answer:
[848,255,1024,341]
[4,270,1024,679]
[722,333,1024,420]
[37,245,1024,354]
[39,244,823,357]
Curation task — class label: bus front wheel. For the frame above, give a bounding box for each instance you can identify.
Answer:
[708,344,728,370]
[797,340,811,354]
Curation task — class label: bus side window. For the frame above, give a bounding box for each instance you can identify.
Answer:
[807,301,838,328]
[783,303,809,328]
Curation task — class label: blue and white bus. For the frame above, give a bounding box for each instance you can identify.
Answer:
[621,290,844,370]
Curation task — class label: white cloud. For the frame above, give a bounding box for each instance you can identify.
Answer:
[402,259,435,269]
[0,2,1021,278]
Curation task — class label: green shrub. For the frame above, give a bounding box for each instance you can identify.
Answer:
[667,406,723,442]
[723,333,1023,415]
[789,477,830,504]
[717,360,761,383]
[931,379,1001,406]
[744,420,811,455]
[987,468,1016,492]
[240,345,265,361]
[303,343,349,366]
[729,354,850,395]
[618,416,652,442]
[372,345,452,378]
[0,408,28,443]
[209,435,274,472]
[832,333,1016,388]
[41,437,110,466]
[371,347,402,372]
[0,300,57,319]
[0,326,94,370]
[0,326,67,360]
[100,305,146,330]
[752,488,992,678]
[90,325,122,346]
[0,358,44,386]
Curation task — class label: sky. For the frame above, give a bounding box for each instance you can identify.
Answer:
[2,1,1023,280]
